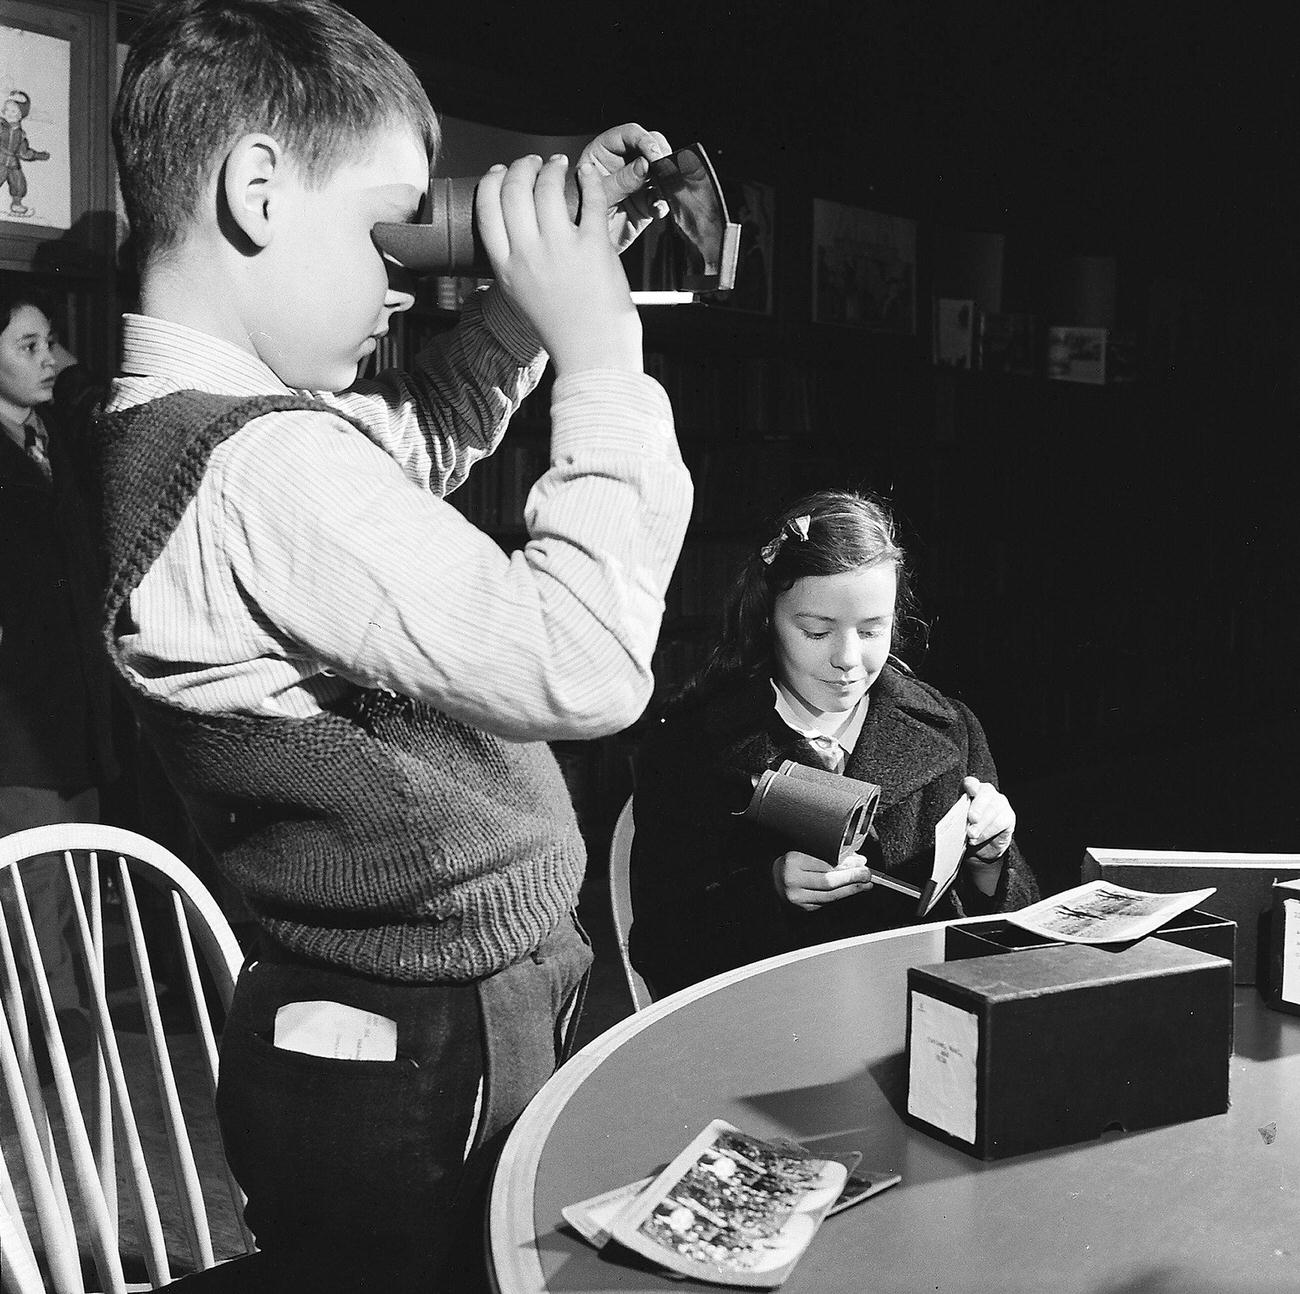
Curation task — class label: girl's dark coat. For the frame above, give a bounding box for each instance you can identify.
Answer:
[629,664,1039,996]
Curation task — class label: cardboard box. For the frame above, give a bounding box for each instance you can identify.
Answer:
[906,940,1233,1160]
[944,910,1234,967]
[1083,848,1300,984]
[1264,879,1300,1015]
[1151,908,1237,964]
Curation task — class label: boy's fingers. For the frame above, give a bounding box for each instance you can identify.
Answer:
[582,123,671,170]
[600,155,651,207]
[473,164,509,262]
[498,154,543,245]
[532,153,571,229]
[574,161,606,230]
[640,129,672,161]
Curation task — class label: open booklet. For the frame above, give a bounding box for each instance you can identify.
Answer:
[561,1120,899,1288]
[1005,879,1217,945]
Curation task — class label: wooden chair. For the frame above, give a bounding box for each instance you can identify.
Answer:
[0,824,255,1293]
[607,798,653,1013]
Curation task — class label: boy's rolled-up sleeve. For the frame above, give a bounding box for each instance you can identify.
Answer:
[329,288,548,494]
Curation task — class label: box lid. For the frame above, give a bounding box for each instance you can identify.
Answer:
[913,937,1228,1003]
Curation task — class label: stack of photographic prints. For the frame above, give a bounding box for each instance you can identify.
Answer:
[561,1119,899,1287]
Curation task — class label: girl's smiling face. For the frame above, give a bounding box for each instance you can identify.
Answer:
[771,563,897,714]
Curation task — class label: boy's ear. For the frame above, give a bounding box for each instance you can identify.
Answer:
[221,133,285,250]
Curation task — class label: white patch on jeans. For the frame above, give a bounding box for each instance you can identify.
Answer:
[272,1000,397,1061]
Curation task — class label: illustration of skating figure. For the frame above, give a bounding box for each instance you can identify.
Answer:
[1,91,50,217]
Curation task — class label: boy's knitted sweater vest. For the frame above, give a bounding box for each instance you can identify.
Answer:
[94,391,586,982]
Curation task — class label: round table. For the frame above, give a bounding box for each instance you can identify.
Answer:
[490,919,1300,1292]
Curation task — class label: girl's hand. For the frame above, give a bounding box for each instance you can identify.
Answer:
[962,776,1015,859]
[773,851,874,912]
[475,153,641,374]
[961,774,1015,896]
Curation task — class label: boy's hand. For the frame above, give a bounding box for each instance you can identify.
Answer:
[774,851,874,912]
[579,123,673,254]
[476,153,640,373]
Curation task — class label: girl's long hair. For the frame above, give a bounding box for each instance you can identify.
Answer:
[673,489,920,710]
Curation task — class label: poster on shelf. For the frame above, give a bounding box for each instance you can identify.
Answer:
[811,199,915,333]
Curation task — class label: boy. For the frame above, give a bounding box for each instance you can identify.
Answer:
[100,1,690,1288]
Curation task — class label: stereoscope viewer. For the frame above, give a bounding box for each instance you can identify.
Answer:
[372,142,741,297]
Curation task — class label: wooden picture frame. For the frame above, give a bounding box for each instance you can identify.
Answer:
[0,0,113,275]
[811,198,916,334]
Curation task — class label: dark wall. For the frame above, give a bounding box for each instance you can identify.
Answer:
[346,1,1300,879]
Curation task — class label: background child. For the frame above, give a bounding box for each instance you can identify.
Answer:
[630,489,1038,997]
[0,285,116,1071]
[99,1,691,1288]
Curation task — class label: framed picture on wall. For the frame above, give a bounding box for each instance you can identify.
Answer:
[811,199,916,333]
[0,0,111,273]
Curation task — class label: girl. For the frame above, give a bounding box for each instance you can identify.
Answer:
[629,489,1038,997]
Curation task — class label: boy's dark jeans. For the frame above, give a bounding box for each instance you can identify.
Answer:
[192,916,591,1292]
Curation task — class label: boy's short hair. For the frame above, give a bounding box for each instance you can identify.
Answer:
[114,0,439,263]
[0,274,55,332]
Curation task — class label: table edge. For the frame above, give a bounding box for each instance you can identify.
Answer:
[488,917,978,1293]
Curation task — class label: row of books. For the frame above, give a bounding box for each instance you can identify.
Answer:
[664,537,750,620]
[643,350,779,436]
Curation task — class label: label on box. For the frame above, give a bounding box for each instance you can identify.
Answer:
[908,992,978,1143]
[1283,899,1300,1004]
